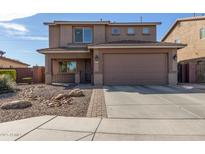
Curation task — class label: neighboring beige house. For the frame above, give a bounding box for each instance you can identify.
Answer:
[37,20,185,85]
[162,16,205,83]
[0,51,29,68]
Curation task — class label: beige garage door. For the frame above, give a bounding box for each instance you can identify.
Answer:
[103,53,168,85]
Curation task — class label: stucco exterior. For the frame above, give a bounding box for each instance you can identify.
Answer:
[48,23,157,48]
[162,16,205,83]
[38,20,183,85]
[106,25,156,42]
[162,17,205,62]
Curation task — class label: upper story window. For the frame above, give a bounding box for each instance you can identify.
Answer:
[200,27,205,39]
[112,27,120,35]
[175,38,181,43]
[127,27,135,35]
[142,27,150,34]
[74,27,92,43]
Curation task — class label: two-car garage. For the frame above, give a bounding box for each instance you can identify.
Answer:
[89,42,185,86]
[103,53,168,85]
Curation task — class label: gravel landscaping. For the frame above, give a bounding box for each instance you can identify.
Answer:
[0,84,92,123]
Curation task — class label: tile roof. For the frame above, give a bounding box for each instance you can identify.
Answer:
[88,40,186,49]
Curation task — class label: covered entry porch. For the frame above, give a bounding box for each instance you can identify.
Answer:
[40,49,93,84]
[52,58,92,83]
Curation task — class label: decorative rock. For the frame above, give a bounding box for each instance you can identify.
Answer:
[1,100,32,110]
[37,85,45,88]
[53,94,69,100]
[55,101,62,107]
[68,89,84,97]
[62,98,73,104]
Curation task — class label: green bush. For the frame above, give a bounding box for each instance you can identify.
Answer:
[0,74,16,93]
[0,69,16,81]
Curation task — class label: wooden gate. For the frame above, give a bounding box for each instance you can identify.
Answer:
[196,61,205,83]
[0,66,45,83]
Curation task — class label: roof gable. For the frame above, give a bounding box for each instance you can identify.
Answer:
[161,16,205,41]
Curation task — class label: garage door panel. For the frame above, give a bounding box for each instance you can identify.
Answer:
[103,53,168,85]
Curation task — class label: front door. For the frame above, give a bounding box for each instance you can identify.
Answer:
[85,59,91,82]
[80,59,91,83]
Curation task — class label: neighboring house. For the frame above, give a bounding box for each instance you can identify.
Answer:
[162,16,205,83]
[37,20,185,85]
[0,50,29,68]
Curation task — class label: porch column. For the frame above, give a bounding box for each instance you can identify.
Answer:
[93,49,103,85]
[75,72,80,84]
[168,50,178,85]
[45,55,52,84]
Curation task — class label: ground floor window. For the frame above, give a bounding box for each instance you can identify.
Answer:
[59,61,77,73]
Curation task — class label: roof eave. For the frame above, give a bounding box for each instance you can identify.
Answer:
[44,21,162,26]
[37,49,90,54]
[161,20,178,41]
[109,22,162,26]
[88,45,186,49]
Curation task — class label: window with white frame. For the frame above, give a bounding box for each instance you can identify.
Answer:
[112,27,120,35]
[142,27,150,34]
[127,27,135,35]
[200,27,205,39]
[74,27,92,43]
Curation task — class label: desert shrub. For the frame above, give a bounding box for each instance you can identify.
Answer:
[0,74,16,93]
[0,69,16,81]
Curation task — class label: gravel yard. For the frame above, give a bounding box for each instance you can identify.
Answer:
[0,84,92,123]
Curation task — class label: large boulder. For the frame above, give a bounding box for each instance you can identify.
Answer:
[68,88,84,97]
[53,94,69,100]
[1,100,32,110]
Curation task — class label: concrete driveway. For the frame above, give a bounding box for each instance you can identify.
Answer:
[98,85,205,140]
[104,85,205,119]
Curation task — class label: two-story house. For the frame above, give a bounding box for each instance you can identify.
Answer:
[37,20,185,85]
[162,16,205,83]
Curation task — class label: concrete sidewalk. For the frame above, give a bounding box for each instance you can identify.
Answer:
[1,116,205,141]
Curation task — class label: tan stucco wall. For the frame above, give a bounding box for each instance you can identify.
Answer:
[93,48,178,85]
[93,25,106,43]
[163,20,205,62]
[49,25,60,48]
[0,58,28,68]
[106,25,156,42]
[48,24,157,47]
[60,25,73,46]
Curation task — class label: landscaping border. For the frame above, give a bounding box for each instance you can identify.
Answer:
[87,86,107,118]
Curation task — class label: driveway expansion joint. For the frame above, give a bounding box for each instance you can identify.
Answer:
[14,115,58,141]
[38,127,93,134]
[91,118,103,141]
[76,133,94,141]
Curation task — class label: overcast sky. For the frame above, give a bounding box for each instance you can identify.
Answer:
[0,13,202,66]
